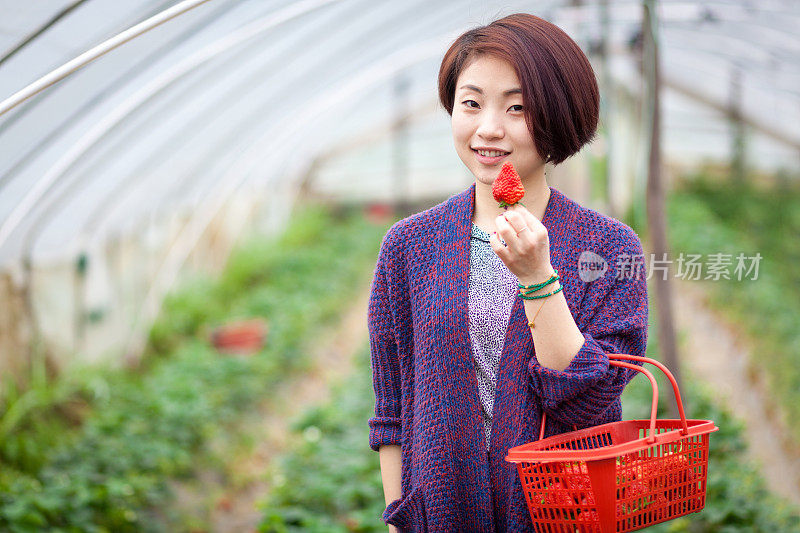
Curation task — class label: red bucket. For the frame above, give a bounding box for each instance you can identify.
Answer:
[506,354,719,532]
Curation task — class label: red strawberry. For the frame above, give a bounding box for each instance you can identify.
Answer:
[625,481,653,512]
[653,493,670,519]
[567,474,592,492]
[663,452,695,487]
[539,482,575,508]
[492,162,525,208]
[578,492,596,506]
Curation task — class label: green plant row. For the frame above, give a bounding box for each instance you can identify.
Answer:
[666,177,800,447]
[257,345,386,533]
[0,204,388,533]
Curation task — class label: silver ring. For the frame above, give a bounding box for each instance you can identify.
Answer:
[516,226,530,237]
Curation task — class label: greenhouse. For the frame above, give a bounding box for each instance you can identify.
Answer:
[0,0,798,531]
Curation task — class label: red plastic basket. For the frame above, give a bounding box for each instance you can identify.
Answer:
[506,354,719,532]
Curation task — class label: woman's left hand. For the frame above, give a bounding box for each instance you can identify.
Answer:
[489,203,554,285]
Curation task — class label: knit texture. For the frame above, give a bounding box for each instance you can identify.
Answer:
[368,184,648,532]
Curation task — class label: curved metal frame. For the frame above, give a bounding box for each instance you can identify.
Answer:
[0,0,244,191]
[0,0,343,252]
[121,29,462,357]
[0,0,796,364]
[1,0,456,362]
[76,0,437,248]
[0,0,217,116]
[3,0,798,259]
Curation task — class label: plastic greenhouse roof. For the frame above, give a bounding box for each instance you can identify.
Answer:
[0,0,798,267]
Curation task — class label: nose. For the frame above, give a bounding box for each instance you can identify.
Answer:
[476,109,505,140]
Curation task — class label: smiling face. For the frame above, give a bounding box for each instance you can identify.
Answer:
[451,54,545,188]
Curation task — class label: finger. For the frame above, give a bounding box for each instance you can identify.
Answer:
[511,203,544,232]
[495,214,525,254]
[495,212,515,238]
[509,202,536,221]
[501,209,525,233]
[500,210,535,244]
[489,231,509,257]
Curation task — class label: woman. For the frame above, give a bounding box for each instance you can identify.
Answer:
[368,13,648,532]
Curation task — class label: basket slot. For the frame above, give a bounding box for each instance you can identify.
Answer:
[637,424,675,442]
[543,430,615,453]
[612,433,711,532]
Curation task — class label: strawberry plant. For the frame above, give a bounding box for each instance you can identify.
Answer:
[0,204,388,532]
[666,177,800,449]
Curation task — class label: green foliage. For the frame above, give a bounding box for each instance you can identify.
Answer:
[0,352,87,475]
[666,177,800,445]
[258,346,385,533]
[0,204,388,532]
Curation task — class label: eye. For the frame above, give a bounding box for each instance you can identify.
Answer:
[461,99,480,109]
[509,104,524,112]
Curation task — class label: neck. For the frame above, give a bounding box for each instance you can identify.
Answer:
[472,167,550,228]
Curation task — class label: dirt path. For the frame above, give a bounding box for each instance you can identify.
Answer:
[673,280,800,507]
[169,283,372,532]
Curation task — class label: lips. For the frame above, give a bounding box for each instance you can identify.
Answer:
[472,148,509,165]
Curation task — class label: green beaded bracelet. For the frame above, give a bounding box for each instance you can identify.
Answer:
[521,277,559,296]
[519,285,563,300]
[518,270,559,293]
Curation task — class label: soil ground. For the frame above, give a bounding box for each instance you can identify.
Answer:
[673,279,800,507]
[168,284,372,532]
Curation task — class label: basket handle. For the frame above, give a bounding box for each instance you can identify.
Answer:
[537,354,689,445]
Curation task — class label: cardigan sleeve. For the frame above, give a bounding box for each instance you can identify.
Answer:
[368,235,403,452]
[528,226,648,428]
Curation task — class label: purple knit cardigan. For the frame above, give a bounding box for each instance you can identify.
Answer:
[368,184,648,532]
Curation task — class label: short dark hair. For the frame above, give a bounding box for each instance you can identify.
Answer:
[438,13,599,166]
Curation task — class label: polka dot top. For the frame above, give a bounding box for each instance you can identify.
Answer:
[468,223,519,449]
